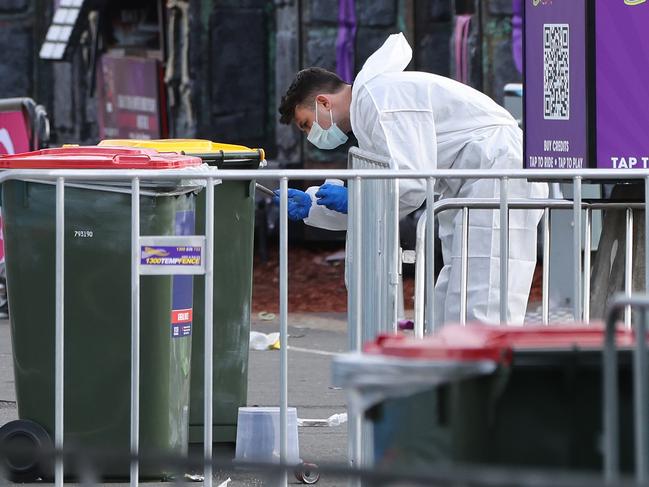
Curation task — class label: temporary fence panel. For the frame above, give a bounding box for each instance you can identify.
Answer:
[346,147,400,477]
[412,199,646,335]
[347,147,400,350]
[0,159,648,487]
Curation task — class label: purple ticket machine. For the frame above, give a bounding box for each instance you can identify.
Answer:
[524,0,649,171]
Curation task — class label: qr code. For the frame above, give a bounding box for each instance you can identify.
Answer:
[543,24,570,120]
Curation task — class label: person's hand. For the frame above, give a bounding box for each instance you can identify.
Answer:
[273,188,312,221]
[315,184,348,214]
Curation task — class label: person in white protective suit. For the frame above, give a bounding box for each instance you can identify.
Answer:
[276,33,548,326]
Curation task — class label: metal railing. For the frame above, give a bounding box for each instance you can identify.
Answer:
[347,148,400,349]
[3,444,643,486]
[413,199,648,335]
[0,151,648,485]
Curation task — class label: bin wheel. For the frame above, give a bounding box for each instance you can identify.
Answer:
[0,419,53,482]
[295,462,320,484]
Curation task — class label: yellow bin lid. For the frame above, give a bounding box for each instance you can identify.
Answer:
[99,139,265,161]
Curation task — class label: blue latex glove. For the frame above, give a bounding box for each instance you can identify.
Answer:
[315,184,348,214]
[273,188,312,221]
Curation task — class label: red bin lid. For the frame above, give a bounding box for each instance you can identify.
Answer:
[0,146,202,169]
[364,324,634,364]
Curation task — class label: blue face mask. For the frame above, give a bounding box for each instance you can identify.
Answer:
[307,102,348,150]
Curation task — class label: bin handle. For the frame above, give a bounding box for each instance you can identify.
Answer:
[186,149,265,165]
[112,154,152,165]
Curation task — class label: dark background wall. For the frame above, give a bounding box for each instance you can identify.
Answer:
[0,0,521,164]
[482,0,520,104]
[194,0,275,152]
[0,0,48,100]
[0,0,102,145]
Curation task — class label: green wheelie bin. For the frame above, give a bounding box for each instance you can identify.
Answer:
[334,325,638,473]
[99,139,262,444]
[0,146,202,480]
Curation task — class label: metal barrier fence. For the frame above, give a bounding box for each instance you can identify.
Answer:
[0,151,649,485]
[347,148,400,349]
[346,149,400,477]
[3,445,644,486]
[413,199,647,335]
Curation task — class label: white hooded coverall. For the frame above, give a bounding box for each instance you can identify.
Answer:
[305,33,548,326]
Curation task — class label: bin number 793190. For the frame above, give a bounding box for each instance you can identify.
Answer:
[74,230,94,238]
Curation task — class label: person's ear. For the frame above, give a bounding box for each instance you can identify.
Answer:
[315,95,331,110]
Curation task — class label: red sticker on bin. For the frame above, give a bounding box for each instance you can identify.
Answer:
[172,308,193,324]
[171,308,192,338]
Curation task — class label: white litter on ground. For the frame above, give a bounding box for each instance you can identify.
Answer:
[249,331,280,350]
[298,413,347,427]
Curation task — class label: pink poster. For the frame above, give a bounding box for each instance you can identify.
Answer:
[0,111,30,155]
[97,54,165,140]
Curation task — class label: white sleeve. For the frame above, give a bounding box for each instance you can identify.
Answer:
[370,109,437,219]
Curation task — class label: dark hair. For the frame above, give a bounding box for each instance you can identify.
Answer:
[278,68,346,125]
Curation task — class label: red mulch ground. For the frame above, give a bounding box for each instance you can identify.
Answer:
[252,245,350,313]
[252,244,542,314]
